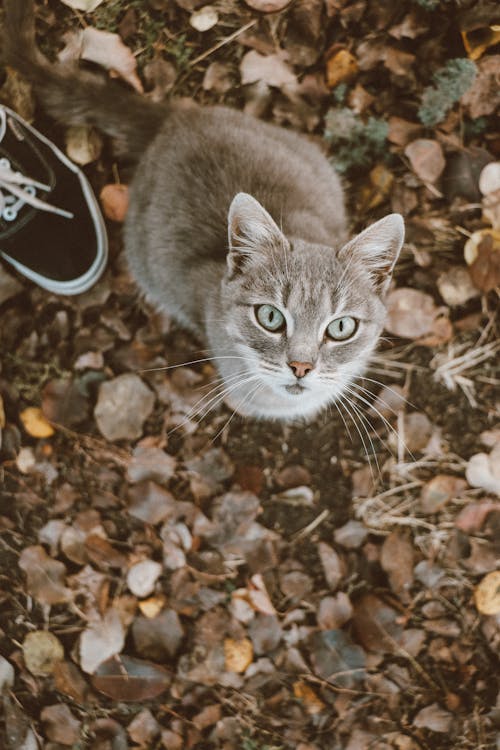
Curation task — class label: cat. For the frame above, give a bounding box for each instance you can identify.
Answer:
[3,0,404,421]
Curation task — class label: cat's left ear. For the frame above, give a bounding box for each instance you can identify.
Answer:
[338,214,404,295]
[227,192,288,275]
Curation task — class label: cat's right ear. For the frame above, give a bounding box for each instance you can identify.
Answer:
[227,193,288,276]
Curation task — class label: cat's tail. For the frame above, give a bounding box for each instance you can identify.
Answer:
[3,0,168,160]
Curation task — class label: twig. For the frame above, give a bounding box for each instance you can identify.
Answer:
[189,19,258,67]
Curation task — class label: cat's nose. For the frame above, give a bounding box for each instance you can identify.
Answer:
[288,361,314,379]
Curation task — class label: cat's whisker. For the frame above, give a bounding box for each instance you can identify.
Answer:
[336,396,378,479]
[331,399,353,443]
[138,354,253,374]
[340,393,381,477]
[351,381,407,421]
[210,380,263,444]
[358,376,415,410]
[189,373,263,426]
[346,382,416,462]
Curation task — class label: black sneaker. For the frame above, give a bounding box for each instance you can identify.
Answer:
[0,105,107,295]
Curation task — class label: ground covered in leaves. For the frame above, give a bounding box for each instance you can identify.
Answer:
[0,0,500,748]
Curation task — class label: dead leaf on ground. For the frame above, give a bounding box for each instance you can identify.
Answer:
[466,443,500,496]
[127,559,162,598]
[455,501,500,532]
[224,637,253,673]
[309,629,366,688]
[132,608,184,660]
[475,570,500,616]
[461,55,500,118]
[318,541,344,590]
[293,680,326,714]
[420,475,468,514]
[317,592,353,629]
[91,655,170,700]
[380,530,414,602]
[413,703,453,733]
[405,139,446,183]
[325,47,358,88]
[100,184,129,222]
[464,229,500,292]
[80,609,125,674]
[190,5,218,32]
[22,631,64,676]
[59,27,143,93]
[240,50,297,89]
[244,0,291,11]
[385,288,446,339]
[65,125,103,166]
[60,0,104,9]
[19,545,71,605]
[127,708,161,745]
[94,373,155,441]
[351,594,403,654]
[19,407,54,438]
[41,704,81,746]
[437,266,479,307]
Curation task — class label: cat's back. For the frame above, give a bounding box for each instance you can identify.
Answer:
[130,104,347,248]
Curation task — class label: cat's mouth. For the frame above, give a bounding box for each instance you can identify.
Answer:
[284,383,306,395]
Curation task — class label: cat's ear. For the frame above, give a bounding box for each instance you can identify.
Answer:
[227,193,288,275]
[338,214,404,295]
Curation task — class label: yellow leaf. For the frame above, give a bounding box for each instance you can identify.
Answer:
[0,394,5,429]
[293,680,326,714]
[461,26,500,61]
[20,407,55,438]
[326,49,358,88]
[138,594,166,619]
[224,637,253,673]
[475,571,500,615]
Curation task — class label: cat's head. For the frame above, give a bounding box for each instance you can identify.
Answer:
[218,192,404,420]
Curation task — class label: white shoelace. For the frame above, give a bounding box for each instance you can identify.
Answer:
[0,158,74,221]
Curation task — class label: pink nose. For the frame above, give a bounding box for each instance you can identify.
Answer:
[288,361,314,379]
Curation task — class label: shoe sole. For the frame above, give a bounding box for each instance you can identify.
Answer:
[0,106,108,296]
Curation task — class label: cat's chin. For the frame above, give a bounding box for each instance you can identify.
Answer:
[224,382,337,422]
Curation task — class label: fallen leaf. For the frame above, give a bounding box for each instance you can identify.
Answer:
[80,609,125,674]
[461,26,500,60]
[190,5,218,32]
[60,0,105,9]
[19,545,71,605]
[100,184,129,222]
[333,520,368,549]
[317,592,353,629]
[128,481,177,525]
[387,116,423,147]
[0,655,14,693]
[224,637,253,673]
[192,704,222,730]
[309,629,366,688]
[293,680,326,714]
[420,475,467,513]
[19,407,54,438]
[380,530,414,601]
[53,661,91,703]
[203,61,235,94]
[351,594,403,654]
[127,708,161,746]
[318,541,344,590]
[404,139,446,183]
[479,161,500,196]
[41,704,81,746]
[248,573,277,614]
[464,229,500,293]
[326,48,358,88]
[466,443,500,495]
[127,559,162,598]
[413,703,453,733]
[437,266,479,306]
[59,27,144,93]
[126,444,176,485]
[240,50,297,89]
[65,125,103,166]
[132,608,184,660]
[244,0,291,11]
[385,288,445,339]
[91,655,170,700]
[42,377,90,428]
[248,613,282,654]
[474,571,500,615]
[455,501,500,532]
[94,374,155,441]
[442,148,493,202]
[22,631,64,676]
[461,55,500,118]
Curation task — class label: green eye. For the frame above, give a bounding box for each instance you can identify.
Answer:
[326,316,358,341]
[255,304,286,332]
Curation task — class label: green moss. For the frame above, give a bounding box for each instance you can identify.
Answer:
[418,58,477,127]
[323,107,388,173]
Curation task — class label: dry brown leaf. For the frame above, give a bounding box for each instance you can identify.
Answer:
[318,541,344,590]
[292,681,327,714]
[91,655,170,701]
[100,184,129,222]
[455,501,500,532]
[19,545,71,605]
[474,571,500,615]
[413,703,453,733]
[41,704,81,746]
[437,266,479,307]
[189,6,218,31]
[240,50,297,89]
[22,631,64,676]
[127,708,161,745]
[19,407,54,438]
[385,288,445,339]
[224,637,253,673]
[404,139,446,183]
[420,475,467,514]
[59,27,143,93]
[244,0,291,11]
[466,443,500,495]
[461,55,500,117]
[80,609,125,674]
[65,125,103,166]
[127,560,162,598]
[380,530,414,601]
[464,229,500,292]
[326,48,358,88]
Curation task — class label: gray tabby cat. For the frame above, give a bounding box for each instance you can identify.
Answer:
[5,0,404,421]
